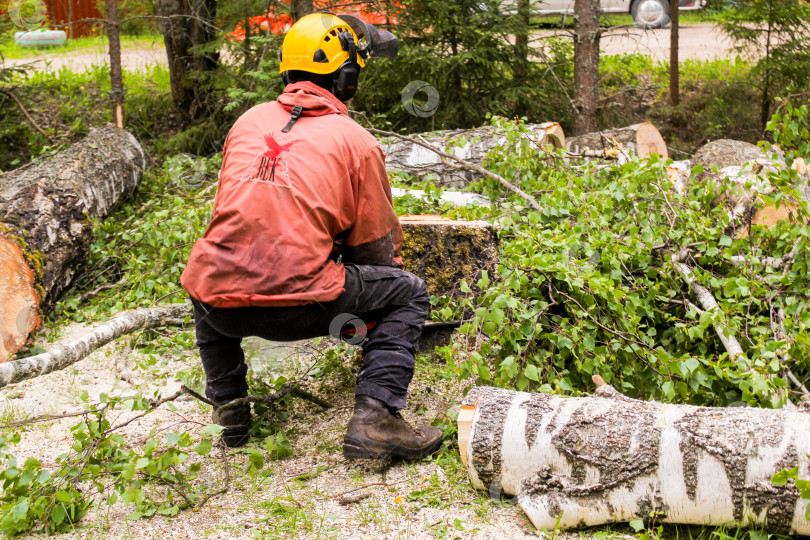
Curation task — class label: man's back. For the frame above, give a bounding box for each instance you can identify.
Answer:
[181,82,401,308]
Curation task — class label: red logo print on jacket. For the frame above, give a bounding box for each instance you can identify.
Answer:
[240,134,298,186]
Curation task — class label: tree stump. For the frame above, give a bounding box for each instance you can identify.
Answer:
[566,122,668,159]
[459,385,810,533]
[383,123,565,188]
[0,126,147,359]
[399,216,499,301]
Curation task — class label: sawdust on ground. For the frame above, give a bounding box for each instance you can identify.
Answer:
[0,319,591,540]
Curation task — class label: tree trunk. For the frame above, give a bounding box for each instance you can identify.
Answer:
[573,0,600,135]
[0,126,146,359]
[459,383,810,533]
[514,0,531,80]
[291,0,313,21]
[106,0,124,128]
[670,0,680,107]
[155,0,220,121]
[567,122,669,159]
[382,122,566,188]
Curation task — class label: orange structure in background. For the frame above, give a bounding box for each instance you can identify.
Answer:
[44,0,103,38]
[228,1,402,41]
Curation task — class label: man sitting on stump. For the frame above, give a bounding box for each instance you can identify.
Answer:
[180,12,443,459]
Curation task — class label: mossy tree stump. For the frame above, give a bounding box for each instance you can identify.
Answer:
[399,216,499,302]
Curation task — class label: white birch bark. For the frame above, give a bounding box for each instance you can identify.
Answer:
[460,385,810,533]
[0,303,190,388]
[382,122,565,188]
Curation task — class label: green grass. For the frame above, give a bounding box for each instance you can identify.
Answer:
[0,32,164,60]
[0,62,173,172]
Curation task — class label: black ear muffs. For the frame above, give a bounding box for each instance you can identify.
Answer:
[333,31,361,102]
[333,60,360,102]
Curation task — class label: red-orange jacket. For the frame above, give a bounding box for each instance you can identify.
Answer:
[181,82,403,308]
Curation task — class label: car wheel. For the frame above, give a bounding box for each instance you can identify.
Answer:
[631,0,671,29]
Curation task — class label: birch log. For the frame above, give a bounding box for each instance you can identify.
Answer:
[0,303,189,388]
[566,122,668,159]
[382,122,565,188]
[0,126,146,358]
[459,385,810,533]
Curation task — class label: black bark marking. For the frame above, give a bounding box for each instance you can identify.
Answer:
[551,401,660,489]
[465,386,515,495]
[636,490,670,521]
[518,392,554,450]
[674,407,793,526]
[745,444,800,533]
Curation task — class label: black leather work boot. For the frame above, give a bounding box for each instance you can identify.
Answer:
[343,395,443,459]
[211,398,251,448]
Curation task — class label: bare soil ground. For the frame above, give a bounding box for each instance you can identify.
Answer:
[534,23,742,62]
[1,320,580,539]
[599,23,741,61]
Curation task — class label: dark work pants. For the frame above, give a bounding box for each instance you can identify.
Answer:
[191,265,430,410]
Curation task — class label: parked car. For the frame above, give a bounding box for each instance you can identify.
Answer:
[502,0,705,29]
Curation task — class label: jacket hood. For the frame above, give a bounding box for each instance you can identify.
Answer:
[278,81,348,117]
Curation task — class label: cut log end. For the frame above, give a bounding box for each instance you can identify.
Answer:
[0,234,40,359]
[399,216,498,301]
[741,202,800,239]
[634,122,669,159]
[538,122,566,150]
[567,122,668,160]
[458,400,478,468]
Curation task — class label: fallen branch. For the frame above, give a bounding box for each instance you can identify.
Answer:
[317,478,412,501]
[0,303,191,388]
[671,252,747,364]
[0,87,54,143]
[339,492,371,505]
[181,382,333,411]
[773,306,809,397]
[195,445,231,508]
[77,278,129,304]
[785,369,810,396]
[362,125,543,212]
[728,238,802,270]
[0,404,108,429]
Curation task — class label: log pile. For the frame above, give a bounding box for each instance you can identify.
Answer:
[671,139,810,236]
[566,122,669,159]
[458,380,810,533]
[383,122,565,188]
[0,126,147,358]
[382,122,672,188]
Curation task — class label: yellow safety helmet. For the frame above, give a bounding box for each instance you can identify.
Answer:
[279,12,365,76]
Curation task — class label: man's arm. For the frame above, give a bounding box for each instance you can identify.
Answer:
[343,146,403,267]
